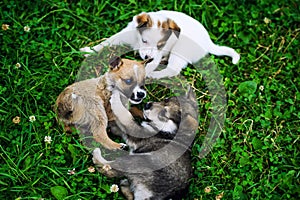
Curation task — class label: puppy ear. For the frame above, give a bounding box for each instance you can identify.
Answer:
[56,101,73,120]
[135,13,152,29]
[167,19,181,38]
[109,56,123,71]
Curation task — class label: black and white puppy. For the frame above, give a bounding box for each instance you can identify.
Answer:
[81,10,240,78]
[93,89,198,199]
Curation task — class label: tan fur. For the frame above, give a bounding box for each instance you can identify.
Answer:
[55,58,145,150]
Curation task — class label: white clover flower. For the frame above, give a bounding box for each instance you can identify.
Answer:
[15,63,21,69]
[29,115,36,122]
[263,17,271,24]
[110,184,119,193]
[215,192,224,200]
[259,85,264,91]
[12,116,21,124]
[44,136,52,144]
[204,186,211,193]
[24,25,30,32]
[2,24,9,30]
[88,166,95,173]
[67,168,76,175]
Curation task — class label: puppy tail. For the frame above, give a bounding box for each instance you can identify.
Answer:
[207,43,240,64]
[92,148,110,165]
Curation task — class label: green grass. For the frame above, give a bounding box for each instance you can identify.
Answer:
[1,0,299,199]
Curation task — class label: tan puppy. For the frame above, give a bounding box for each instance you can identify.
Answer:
[55,57,146,150]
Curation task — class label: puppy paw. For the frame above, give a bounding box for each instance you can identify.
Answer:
[146,71,164,79]
[95,164,115,177]
[145,62,158,76]
[102,164,112,172]
[101,164,118,178]
[120,143,127,148]
[146,72,157,79]
[120,143,128,150]
[147,69,179,79]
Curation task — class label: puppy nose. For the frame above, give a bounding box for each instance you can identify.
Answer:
[137,91,145,99]
[144,102,152,110]
[144,55,149,59]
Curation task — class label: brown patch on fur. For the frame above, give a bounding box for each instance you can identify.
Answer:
[167,19,181,34]
[153,18,182,50]
[161,18,181,38]
[161,21,168,29]
[157,20,161,28]
[129,106,144,118]
[136,13,153,28]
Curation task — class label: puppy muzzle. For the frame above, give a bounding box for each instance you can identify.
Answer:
[130,87,146,104]
[139,48,158,60]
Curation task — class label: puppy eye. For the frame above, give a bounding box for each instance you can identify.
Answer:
[142,38,147,44]
[124,78,133,85]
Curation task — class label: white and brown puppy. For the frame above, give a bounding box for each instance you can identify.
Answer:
[55,57,146,150]
[80,10,240,79]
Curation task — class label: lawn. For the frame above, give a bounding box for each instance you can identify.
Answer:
[0,0,299,199]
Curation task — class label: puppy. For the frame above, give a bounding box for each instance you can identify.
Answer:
[80,10,240,78]
[93,88,198,199]
[55,57,146,150]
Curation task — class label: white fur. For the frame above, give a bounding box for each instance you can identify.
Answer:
[80,10,240,79]
[71,93,77,99]
[141,121,157,132]
[133,184,153,200]
[133,64,139,79]
[152,119,177,134]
